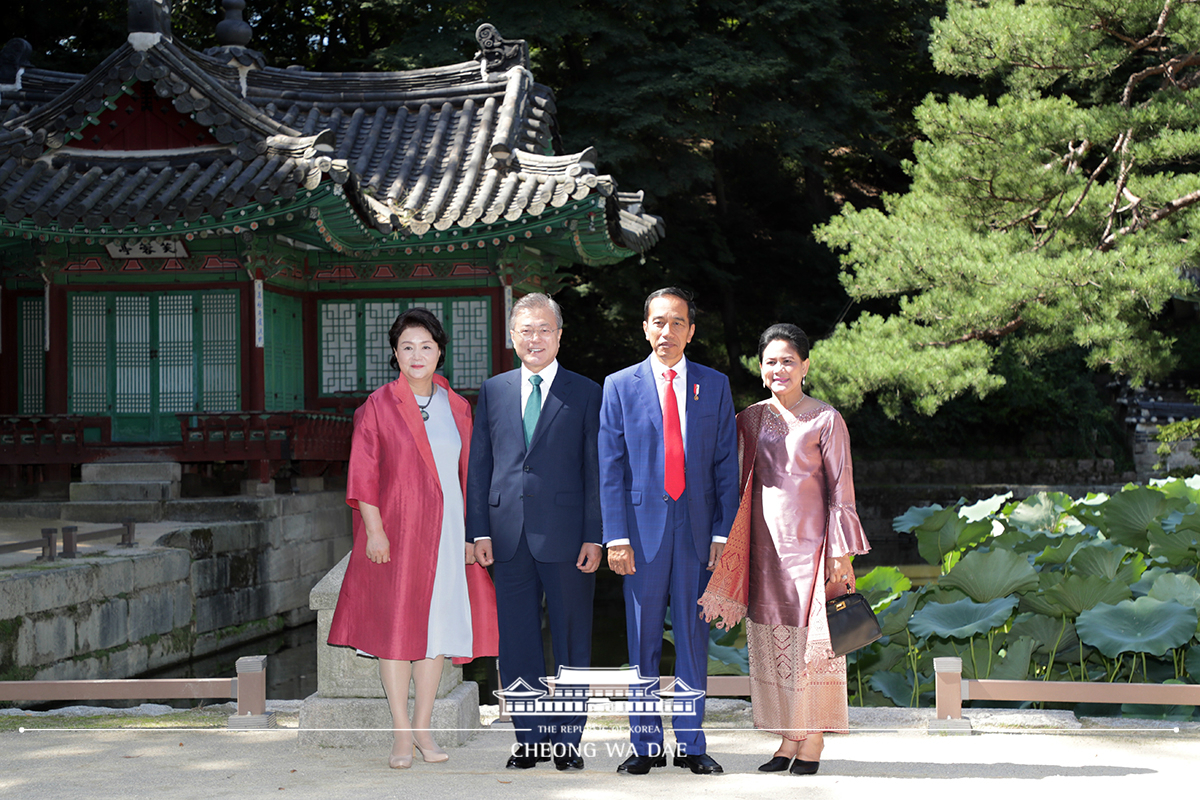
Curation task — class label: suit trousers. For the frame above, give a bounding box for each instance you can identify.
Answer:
[494,532,595,752]
[622,495,710,756]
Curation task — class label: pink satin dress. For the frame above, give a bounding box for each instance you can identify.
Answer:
[740,399,870,741]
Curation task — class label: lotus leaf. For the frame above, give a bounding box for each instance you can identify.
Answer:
[985,636,1036,680]
[856,566,912,610]
[961,493,1012,523]
[912,507,984,566]
[1034,534,1088,565]
[1076,597,1200,657]
[893,504,944,533]
[865,641,908,675]
[869,670,916,707]
[920,585,970,606]
[1120,701,1197,722]
[1017,571,1067,616]
[1085,487,1179,551]
[940,548,1038,602]
[1009,612,1080,658]
[909,507,960,564]
[1008,493,1064,533]
[1147,525,1200,565]
[877,591,919,637]
[1187,645,1200,678]
[1130,567,1176,597]
[1149,573,1200,611]
[1045,574,1132,616]
[908,596,1018,640]
[1068,542,1144,585]
[1148,476,1200,504]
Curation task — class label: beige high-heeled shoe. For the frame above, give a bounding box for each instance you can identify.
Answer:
[388,749,414,769]
[414,741,449,763]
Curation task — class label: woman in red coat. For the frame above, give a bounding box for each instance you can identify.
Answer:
[328,308,498,769]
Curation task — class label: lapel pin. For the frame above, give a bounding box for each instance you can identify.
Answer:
[693,383,699,401]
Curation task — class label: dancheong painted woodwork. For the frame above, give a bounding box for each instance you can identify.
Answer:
[0,0,662,486]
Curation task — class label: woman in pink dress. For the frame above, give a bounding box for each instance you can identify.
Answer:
[328,308,497,769]
[701,323,869,775]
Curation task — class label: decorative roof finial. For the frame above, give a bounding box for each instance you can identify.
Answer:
[475,24,529,80]
[127,0,173,38]
[216,0,253,48]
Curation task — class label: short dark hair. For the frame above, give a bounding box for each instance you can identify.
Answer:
[388,308,448,370]
[644,287,696,326]
[758,323,810,361]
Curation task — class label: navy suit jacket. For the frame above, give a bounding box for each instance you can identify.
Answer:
[598,355,739,564]
[466,365,602,563]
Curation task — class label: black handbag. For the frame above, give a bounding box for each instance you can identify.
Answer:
[825,591,882,656]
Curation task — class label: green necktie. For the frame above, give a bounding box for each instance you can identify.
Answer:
[524,374,542,447]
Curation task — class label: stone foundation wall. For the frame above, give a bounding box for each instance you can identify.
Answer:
[0,492,351,684]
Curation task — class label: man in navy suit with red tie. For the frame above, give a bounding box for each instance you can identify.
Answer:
[599,287,739,775]
[467,292,602,772]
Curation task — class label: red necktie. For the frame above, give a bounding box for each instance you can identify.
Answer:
[663,369,685,500]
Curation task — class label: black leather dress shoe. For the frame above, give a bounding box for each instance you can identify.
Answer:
[505,753,551,769]
[790,759,820,775]
[554,754,585,771]
[758,755,793,772]
[616,754,667,774]
[674,753,724,774]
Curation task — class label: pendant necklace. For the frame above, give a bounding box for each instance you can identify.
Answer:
[416,385,436,421]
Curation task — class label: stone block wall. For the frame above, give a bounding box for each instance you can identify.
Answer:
[0,492,351,684]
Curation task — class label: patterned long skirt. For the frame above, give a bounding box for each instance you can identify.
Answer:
[746,611,849,741]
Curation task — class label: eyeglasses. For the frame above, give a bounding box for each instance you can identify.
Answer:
[512,326,558,340]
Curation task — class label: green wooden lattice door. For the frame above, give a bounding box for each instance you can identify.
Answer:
[68,291,241,441]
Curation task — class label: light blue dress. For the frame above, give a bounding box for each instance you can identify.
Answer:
[416,387,473,658]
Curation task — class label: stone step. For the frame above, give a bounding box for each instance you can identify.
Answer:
[69,481,180,503]
[81,462,182,484]
[60,500,163,523]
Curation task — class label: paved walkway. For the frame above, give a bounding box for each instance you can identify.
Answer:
[2,705,1195,799]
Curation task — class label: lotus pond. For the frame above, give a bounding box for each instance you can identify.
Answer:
[707,476,1200,719]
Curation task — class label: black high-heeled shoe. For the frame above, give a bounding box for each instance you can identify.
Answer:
[758,756,794,772]
[790,759,820,775]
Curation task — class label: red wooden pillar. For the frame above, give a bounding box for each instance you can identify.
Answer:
[44,280,70,482]
[241,276,265,412]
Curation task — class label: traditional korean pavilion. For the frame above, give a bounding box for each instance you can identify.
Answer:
[0,1,661,487]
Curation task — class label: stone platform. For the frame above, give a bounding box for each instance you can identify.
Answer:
[300,553,481,747]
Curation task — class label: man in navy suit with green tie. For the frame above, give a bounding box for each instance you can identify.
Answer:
[467,292,602,771]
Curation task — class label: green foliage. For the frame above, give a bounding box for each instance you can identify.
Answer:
[1076,597,1199,658]
[814,0,1200,416]
[850,478,1200,713]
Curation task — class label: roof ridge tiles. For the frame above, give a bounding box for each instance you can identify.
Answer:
[403,101,455,216]
[363,108,407,195]
[442,97,495,229]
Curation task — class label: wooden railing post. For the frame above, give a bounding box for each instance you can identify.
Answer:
[61,525,78,558]
[40,528,57,562]
[934,657,963,719]
[930,657,972,732]
[229,655,275,729]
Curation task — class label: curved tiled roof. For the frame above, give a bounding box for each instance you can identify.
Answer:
[0,24,662,263]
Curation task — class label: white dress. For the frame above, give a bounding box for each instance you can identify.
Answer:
[417,387,473,658]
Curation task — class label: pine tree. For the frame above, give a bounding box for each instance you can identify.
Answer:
[815,0,1200,415]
